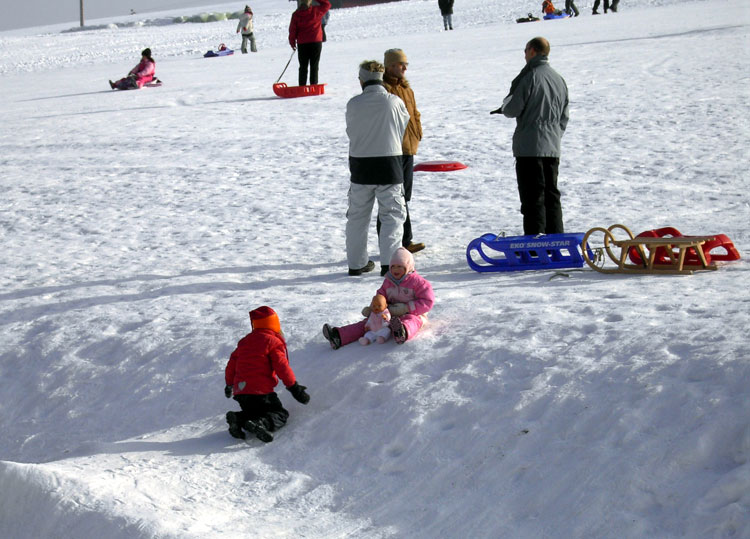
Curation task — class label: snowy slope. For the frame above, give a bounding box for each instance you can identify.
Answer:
[1,0,749,537]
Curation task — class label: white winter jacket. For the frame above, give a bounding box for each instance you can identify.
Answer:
[345,83,409,184]
[237,12,254,34]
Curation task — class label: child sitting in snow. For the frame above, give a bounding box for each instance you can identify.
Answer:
[109,48,156,90]
[359,294,392,345]
[224,306,309,443]
[323,247,434,348]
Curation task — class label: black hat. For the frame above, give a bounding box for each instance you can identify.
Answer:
[141,48,152,58]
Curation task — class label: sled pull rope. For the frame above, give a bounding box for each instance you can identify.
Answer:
[276,49,297,84]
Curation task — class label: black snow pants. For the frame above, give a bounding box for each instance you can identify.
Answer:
[234,393,289,432]
[515,157,564,235]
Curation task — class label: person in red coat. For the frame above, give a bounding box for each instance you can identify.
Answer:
[224,306,309,443]
[288,0,330,86]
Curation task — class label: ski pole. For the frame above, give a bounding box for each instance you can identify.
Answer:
[276,49,296,84]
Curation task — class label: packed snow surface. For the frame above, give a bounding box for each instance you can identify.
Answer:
[1,0,749,537]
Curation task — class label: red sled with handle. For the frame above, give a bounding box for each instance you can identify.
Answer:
[272,83,326,98]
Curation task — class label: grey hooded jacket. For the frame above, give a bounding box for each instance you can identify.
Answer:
[502,55,569,158]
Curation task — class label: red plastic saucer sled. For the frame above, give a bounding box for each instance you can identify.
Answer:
[413,160,468,172]
[273,83,326,98]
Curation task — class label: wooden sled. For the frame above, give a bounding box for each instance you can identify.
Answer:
[627,227,740,266]
[581,224,720,275]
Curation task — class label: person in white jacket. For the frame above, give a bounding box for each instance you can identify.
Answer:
[344,60,410,276]
[236,5,257,53]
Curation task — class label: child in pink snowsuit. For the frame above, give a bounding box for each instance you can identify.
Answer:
[109,48,156,90]
[360,294,391,345]
[323,247,434,348]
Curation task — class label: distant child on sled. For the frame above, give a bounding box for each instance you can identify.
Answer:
[323,247,434,348]
[224,306,310,443]
[109,48,156,90]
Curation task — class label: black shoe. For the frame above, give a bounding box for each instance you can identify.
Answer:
[244,418,273,443]
[592,10,599,14]
[405,242,425,254]
[381,265,389,276]
[348,260,375,276]
[226,411,246,440]
[389,316,408,345]
[109,80,116,89]
[322,323,342,350]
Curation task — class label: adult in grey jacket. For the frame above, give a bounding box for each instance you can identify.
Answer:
[492,36,569,235]
[345,60,410,276]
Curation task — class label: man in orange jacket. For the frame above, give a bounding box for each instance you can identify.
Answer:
[378,48,425,274]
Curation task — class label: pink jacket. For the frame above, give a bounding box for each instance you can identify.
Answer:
[128,58,155,88]
[377,271,434,317]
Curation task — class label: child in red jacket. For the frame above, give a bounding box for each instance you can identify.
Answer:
[224,306,309,443]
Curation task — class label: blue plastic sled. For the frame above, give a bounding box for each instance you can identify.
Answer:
[204,49,234,57]
[543,12,570,19]
[466,232,590,272]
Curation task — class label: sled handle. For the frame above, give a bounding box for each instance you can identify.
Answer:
[276,49,297,84]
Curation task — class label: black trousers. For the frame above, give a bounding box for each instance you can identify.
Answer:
[234,393,289,431]
[297,42,322,86]
[515,156,564,235]
[377,154,413,248]
[592,0,610,12]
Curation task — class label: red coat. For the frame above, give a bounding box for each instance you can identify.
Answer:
[225,329,297,395]
[288,0,330,47]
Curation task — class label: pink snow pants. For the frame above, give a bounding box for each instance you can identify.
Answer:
[337,314,424,346]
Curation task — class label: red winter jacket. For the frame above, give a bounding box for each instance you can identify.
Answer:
[225,328,297,395]
[288,0,330,47]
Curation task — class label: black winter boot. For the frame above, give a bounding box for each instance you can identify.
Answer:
[226,411,246,440]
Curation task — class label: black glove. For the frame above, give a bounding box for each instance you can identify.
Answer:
[224,385,232,398]
[287,382,310,404]
[490,107,503,115]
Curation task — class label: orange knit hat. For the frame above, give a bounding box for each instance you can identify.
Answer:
[249,306,281,334]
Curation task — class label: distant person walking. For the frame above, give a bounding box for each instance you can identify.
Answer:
[236,5,257,53]
[288,0,331,86]
[378,48,424,274]
[235,5,257,53]
[345,60,409,276]
[438,0,454,30]
[491,37,569,235]
[109,48,155,90]
[565,0,579,16]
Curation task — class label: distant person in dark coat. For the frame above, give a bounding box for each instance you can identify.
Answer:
[491,37,569,235]
[438,0,454,30]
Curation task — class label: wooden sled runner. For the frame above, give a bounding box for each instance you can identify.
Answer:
[581,224,740,275]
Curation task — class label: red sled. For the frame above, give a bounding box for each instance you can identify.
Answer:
[273,83,326,98]
[413,160,468,172]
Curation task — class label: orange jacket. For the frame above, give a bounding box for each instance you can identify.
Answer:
[384,74,423,156]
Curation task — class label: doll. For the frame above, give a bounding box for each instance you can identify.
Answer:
[359,294,391,345]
